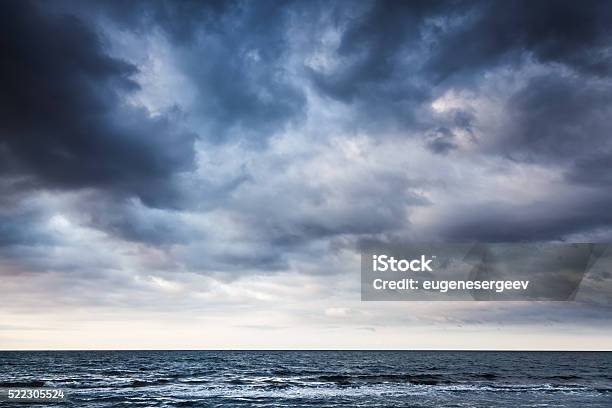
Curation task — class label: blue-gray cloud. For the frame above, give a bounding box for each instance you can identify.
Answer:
[0,0,197,208]
[1,0,612,276]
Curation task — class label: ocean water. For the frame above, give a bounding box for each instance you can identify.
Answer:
[0,351,611,407]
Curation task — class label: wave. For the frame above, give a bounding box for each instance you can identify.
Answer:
[315,373,471,386]
[0,380,46,387]
[126,379,171,387]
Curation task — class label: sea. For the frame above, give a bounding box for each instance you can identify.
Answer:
[0,351,610,407]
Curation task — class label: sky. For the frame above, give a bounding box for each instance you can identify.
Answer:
[0,0,611,350]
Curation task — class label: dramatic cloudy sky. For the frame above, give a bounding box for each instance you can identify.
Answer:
[1,0,611,349]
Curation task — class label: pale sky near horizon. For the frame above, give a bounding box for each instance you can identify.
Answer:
[1,0,612,350]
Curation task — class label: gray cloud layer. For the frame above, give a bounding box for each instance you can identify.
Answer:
[0,0,611,332]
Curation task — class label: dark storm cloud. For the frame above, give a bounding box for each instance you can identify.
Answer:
[302,0,612,243]
[92,0,234,43]
[500,73,612,162]
[0,212,54,248]
[175,0,307,144]
[92,0,307,144]
[84,199,198,245]
[235,170,430,247]
[306,1,443,131]
[498,73,612,197]
[309,0,612,128]
[425,127,458,155]
[1,0,612,341]
[567,152,612,187]
[444,69,612,241]
[1,0,612,257]
[0,0,196,208]
[180,244,290,274]
[424,0,612,81]
[438,191,612,243]
[308,0,439,101]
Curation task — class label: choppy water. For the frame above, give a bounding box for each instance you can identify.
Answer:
[0,351,611,407]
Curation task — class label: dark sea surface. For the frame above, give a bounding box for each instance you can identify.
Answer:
[0,351,611,407]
